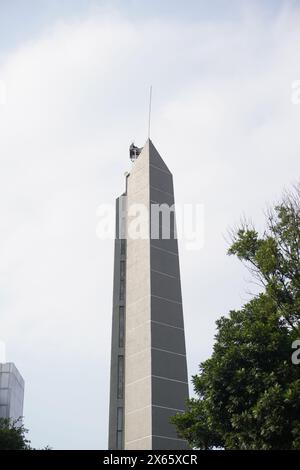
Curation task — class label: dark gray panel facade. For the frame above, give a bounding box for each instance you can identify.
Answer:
[152,377,189,410]
[152,348,188,383]
[151,238,178,254]
[151,247,180,278]
[152,406,184,439]
[150,187,174,206]
[149,140,189,450]
[108,197,126,450]
[151,296,184,329]
[151,271,182,303]
[151,322,186,355]
[150,165,174,195]
[152,436,188,450]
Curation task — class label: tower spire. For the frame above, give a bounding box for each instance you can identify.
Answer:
[148,85,152,139]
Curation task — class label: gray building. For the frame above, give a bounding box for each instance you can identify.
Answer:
[0,363,24,422]
[108,139,189,450]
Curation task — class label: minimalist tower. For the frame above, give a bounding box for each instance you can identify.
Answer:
[108,139,189,450]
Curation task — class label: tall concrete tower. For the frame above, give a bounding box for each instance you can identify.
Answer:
[108,139,189,450]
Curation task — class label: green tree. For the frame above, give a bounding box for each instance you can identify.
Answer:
[0,418,51,450]
[0,418,31,450]
[172,185,300,449]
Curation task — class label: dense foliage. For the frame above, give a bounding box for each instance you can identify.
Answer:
[0,418,31,450]
[172,186,300,449]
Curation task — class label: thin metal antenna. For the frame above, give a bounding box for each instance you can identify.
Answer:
[148,85,152,139]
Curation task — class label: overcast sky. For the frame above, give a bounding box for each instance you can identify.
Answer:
[0,0,300,449]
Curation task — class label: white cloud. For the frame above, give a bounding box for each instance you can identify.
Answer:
[0,3,300,448]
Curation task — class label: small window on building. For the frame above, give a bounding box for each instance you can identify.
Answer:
[119,280,125,301]
[120,260,125,279]
[117,355,124,399]
[117,407,123,431]
[116,430,122,450]
[119,307,125,348]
